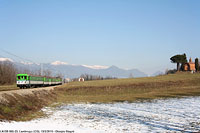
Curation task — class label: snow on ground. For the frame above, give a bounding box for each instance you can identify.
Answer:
[1,97,200,133]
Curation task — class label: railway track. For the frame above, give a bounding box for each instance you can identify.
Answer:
[0,86,57,102]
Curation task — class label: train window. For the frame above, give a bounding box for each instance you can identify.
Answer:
[24,76,27,80]
[18,76,20,80]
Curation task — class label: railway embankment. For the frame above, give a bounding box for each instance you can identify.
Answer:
[0,86,54,102]
[0,86,57,121]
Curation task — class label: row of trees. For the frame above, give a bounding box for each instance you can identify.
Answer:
[0,62,16,85]
[0,61,63,85]
[17,68,53,77]
[170,53,200,72]
[72,74,117,81]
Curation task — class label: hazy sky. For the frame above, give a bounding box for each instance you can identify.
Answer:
[0,0,200,74]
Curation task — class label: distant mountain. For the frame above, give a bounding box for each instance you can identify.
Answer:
[0,58,148,78]
[35,63,147,78]
[45,63,147,78]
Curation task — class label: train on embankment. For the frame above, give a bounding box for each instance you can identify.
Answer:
[16,74,62,89]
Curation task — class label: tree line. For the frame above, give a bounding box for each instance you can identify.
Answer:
[0,61,63,85]
[170,53,200,72]
[0,61,16,85]
[72,74,117,81]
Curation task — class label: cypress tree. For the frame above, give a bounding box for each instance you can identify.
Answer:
[195,58,199,72]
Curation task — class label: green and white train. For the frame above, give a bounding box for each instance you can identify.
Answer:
[16,74,62,89]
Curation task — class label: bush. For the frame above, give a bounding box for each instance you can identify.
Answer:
[165,69,177,74]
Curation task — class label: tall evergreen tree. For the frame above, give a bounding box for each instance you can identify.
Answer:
[170,53,187,71]
[195,58,199,72]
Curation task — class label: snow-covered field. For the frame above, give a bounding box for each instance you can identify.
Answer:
[1,97,200,132]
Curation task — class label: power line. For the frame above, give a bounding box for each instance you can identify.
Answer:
[0,54,6,58]
[0,51,21,62]
[0,49,35,63]
[1,49,44,75]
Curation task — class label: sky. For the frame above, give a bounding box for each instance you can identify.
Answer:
[0,0,200,75]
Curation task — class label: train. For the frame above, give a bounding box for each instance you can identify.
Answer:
[16,73,62,89]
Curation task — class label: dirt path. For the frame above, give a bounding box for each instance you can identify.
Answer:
[0,86,58,102]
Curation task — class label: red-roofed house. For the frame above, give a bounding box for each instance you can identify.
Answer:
[183,58,196,71]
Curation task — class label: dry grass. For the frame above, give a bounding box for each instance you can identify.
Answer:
[55,73,200,103]
[0,84,18,91]
[0,90,56,121]
[1,73,200,121]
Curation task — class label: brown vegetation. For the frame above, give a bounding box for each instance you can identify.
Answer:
[73,74,117,81]
[0,84,18,91]
[0,90,56,121]
[0,73,200,121]
[55,73,200,103]
[0,62,16,85]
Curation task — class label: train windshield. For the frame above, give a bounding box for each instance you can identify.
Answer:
[17,76,27,80]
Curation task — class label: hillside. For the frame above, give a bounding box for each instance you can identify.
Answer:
[56,73,200,103]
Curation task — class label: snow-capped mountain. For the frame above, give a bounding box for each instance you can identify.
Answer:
[51,61,68,65]
[81,65,109,69]
[0,57,13,62]
[0,58,147,78]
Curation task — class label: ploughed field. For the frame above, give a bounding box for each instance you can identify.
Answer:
[55,73,200,103]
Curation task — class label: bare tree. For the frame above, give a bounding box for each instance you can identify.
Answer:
[56,72,64,78]
[79,74,117,81]
[43,69,52,77]
[0,61,16,85]
[129,73,134,78]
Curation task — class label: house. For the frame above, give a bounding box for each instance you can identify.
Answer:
[183,58,196,71]
[78,77,85,82]
[64,78,71,83]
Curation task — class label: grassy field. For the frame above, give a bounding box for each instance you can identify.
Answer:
[1,72,200,121]
[0,84,18,91]
[55,73,200,103]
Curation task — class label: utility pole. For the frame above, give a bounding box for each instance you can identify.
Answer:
[40,63,43,76]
